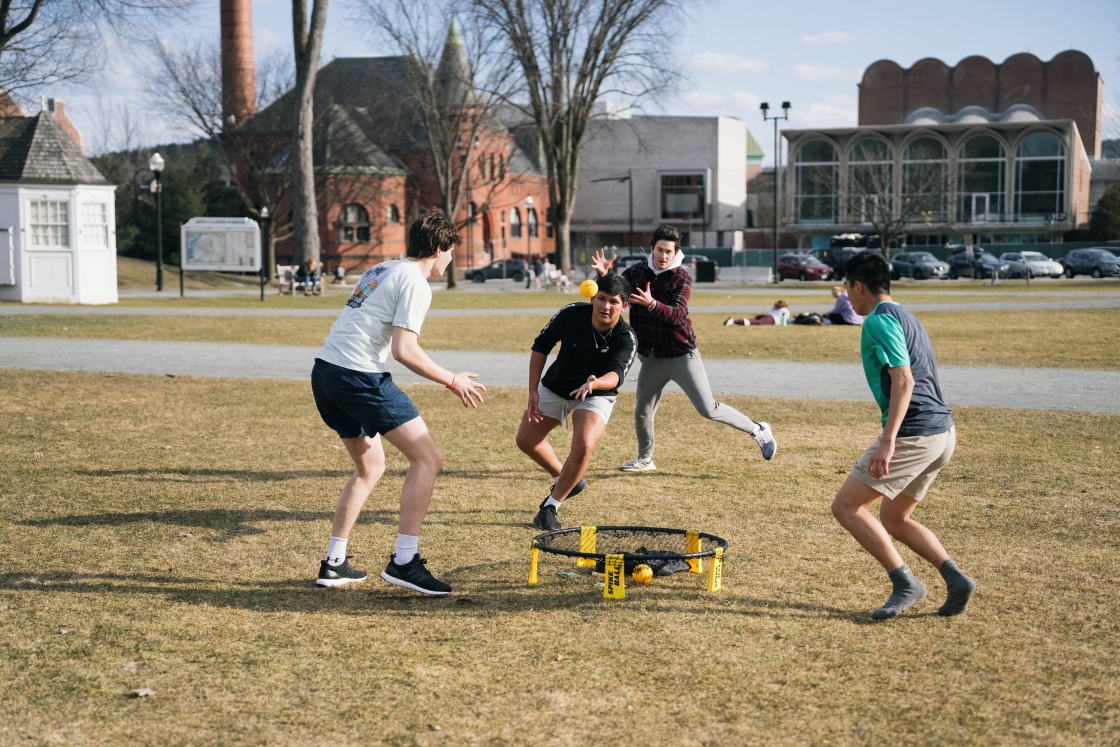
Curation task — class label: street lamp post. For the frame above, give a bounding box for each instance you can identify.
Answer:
[149,152,165,291]
[259,206,270,302]
[760,102,790,283]
[590,170,633,251]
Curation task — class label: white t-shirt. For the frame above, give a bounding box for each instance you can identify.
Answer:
[317,259,432,373]
[767,307,790,325]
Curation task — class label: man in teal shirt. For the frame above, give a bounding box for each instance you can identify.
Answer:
[831,251,975,620]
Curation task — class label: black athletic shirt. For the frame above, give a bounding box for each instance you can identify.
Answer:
[532,303,637,399]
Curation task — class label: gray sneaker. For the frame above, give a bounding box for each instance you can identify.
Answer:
[753,422,777,460]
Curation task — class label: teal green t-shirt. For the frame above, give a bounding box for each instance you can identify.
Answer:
[860,301,953,435]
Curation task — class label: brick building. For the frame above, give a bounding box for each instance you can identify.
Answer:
[221,1,552,275]
[780,51,1105,249]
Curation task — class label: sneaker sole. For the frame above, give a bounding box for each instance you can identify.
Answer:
[619,465,656,472]
[379,571,451,596]
[315,575,367,587]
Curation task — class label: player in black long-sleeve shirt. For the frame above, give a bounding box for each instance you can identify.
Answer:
[516,272,637,531]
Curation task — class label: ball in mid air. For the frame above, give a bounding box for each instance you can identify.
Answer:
[579,279,598,298]
[631,564,653,584]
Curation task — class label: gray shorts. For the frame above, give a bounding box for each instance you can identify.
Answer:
[851,426,956,501]
[534,383,615,427]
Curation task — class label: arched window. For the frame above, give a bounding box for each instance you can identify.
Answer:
[509,207,522,238]
[958,136,1006,223]
[1015,132,1065,222]
[387,204,400,224]
[340,204,370,243]
[498,154,505,179]
[527,207,538,238]
[847,138,893,224]
[795,140,838,224]
[902,137,948,224]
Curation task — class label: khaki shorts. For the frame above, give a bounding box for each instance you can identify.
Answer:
[534,383,615,427]
[851,426,956,501]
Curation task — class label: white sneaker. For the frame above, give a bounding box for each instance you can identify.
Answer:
[753,422,777,461]
[723,317,735,326]
[619,457,656,472]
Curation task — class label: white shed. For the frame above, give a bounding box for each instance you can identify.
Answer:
[0,112,118,304]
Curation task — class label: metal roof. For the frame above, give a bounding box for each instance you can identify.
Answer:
[0,112,108,185]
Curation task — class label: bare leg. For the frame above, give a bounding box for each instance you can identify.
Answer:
[552,410,606,501]
[381,417,443,536]
[830,476,905,572]
[879,493,950,568]
[330,435,387,539]
[515,410,563,477]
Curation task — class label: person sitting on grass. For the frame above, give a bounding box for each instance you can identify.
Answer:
[515,272,637,531]
[723,300,789,326]
[311,209,486,596]
[830,250,975,620]
[826,285,862,325]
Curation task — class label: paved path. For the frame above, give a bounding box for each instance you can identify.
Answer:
[4,297,1120,319]
[3,337,1116,413]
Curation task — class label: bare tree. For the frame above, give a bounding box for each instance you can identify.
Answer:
[354,0,520,287]
[290,0,329,267]
[149,41,295,278]
[474,0,681,274]
[0,0,189,101]
[844,138,953,256]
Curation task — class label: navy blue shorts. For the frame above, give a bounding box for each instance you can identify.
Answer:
[311,359,421,439]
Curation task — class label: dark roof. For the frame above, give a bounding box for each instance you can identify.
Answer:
[266,104,408,176]
[0,112,108,184]
[434,19,476,108]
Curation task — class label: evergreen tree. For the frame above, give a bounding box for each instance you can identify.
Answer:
[1090,185,1120,241]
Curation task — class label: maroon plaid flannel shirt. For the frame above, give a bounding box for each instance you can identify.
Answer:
[621,262,696,358]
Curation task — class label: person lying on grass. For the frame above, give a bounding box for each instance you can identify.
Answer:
[830,250,976,620]
[723,300,790,326]
[311,209,485,596]
[590,224,776,473]
[516,272,637,531]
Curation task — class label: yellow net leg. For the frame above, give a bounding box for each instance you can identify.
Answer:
[707,547,723,592]
[528,543,540,586]
[576,525,597,568]
[603,553,626,599]
[686,530,703,574]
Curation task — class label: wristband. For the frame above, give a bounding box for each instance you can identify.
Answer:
[447,375,457,391]
[589,378,598,390]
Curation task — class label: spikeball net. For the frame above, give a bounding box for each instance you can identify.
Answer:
[528,526,728,599]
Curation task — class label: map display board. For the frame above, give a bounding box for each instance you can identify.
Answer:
[180,217,261,272]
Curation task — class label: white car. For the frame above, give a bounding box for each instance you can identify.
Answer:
[999,251,1064,279]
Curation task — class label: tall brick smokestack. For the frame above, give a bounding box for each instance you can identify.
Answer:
[220,0,256,126]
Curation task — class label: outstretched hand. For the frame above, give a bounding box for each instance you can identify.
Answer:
[590,249,617,277]
[569,375,598,402]
[629,282,655,309]
[449,372,486,408]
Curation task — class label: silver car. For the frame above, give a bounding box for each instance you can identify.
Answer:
[999,251,1064,279]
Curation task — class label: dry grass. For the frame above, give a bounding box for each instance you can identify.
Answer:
[4,307,1119,370]
[116,257,257,291]
[1,370,1118,745]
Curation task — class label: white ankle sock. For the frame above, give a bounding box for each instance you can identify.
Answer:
[326,535,348,565]
[394,534,419,565]
[544,496,563,511]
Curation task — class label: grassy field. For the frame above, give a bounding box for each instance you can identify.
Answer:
[116,257,257,291]
[4,307,1119,370]
[0,369,1117,745]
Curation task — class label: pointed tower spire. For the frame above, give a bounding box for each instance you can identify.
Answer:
[434,18,476,108]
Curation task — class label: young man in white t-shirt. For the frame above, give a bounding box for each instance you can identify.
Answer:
[312,210,485,596]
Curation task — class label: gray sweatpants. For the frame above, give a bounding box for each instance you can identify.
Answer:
[635,350,759,460]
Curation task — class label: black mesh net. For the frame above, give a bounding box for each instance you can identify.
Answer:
[533,526,726,566]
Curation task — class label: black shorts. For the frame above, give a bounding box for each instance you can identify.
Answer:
[311,358,420,439]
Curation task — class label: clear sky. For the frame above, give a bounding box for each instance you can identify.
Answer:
[56,0,1120,162]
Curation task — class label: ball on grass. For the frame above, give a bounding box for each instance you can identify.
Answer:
[631,564,653,584]
[579,279,598,298]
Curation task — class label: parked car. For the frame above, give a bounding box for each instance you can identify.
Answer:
[465,259,528,283]
[1060,248,1120,278]
[998,251,1064,279]
[890,251,949,280]
[777,253,831,281]
[946,246,1011,279]
[1100,247,1120,258]
[810,247,859,279]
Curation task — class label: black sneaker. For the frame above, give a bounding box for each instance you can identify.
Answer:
[316,556,368,587]
[380,554,452,596]
[533,498,561,532]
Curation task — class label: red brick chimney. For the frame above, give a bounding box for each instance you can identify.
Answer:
[47,98,85,154]
[0,89,22,117]
[220,0,256,126]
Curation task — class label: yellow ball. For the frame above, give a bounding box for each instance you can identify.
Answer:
[631,564,653,584]
[579,279,598,298]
